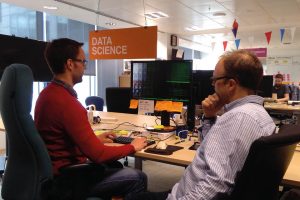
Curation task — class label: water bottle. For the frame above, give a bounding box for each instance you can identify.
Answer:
[87,105,95,124]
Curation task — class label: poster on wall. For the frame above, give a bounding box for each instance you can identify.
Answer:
[267,56,292,66]
[89,26,157,59]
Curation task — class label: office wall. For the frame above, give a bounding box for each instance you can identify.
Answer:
[97,59,123,105]
[266,48,300,83]
[157,32,168,60]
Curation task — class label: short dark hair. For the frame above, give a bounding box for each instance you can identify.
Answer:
[275,73,284,80]
[221,50,263,90]
[44,38,84,75]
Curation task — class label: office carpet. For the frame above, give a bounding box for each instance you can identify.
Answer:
[0,157,184,199]
[124,157,185,192]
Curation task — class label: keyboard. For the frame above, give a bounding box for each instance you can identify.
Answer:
[114,136,156,146]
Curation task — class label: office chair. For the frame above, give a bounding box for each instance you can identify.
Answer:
[281,188,300,200]
[0,64,52,199]
[85,96,104,111]
[106,87,137,114]
[223,124,300,200]
[0,64,102,200]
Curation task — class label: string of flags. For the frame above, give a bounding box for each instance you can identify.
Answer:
[219,19,297,51]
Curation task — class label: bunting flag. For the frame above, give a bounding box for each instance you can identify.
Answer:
[211,42,216,51]
[280,28,285,43]
[223,41,228,51]
[232,28,238,38]
[232,19,239,29]
[232,19,239,38]
[235,39,240,49]
[265,31,272,45]
[291,27,296,41]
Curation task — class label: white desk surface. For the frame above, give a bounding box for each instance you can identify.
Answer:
[94,111,300,188]
[0,111,299,188]
[0,116,4,132]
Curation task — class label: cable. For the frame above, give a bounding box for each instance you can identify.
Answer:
[142,0,147,26]
[104,121,145,131]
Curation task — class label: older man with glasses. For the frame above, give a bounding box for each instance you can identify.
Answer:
[129,50,276,200]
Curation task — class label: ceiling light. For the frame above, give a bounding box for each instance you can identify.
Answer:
[145,12,169,19]
[185,26,201,31]
[43,6,58,10]
[105,22,116,26]
[213,12,226,17]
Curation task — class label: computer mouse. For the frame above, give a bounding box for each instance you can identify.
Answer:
[156,141,167,150]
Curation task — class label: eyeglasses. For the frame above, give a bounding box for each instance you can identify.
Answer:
[72,58,88,65]
[210,76,234,84]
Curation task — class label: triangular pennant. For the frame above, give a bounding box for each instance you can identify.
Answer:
[265,31,272,45]
[280,28,285,43]
[291,27,296,41]
[232,19,239,29]
[211,42,216,51]
[232,28,238,38]
[223,41,228,51]
[235,39,240,49]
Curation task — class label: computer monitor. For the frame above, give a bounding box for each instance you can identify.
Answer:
[192,70,214,105]
[131,60,193,128]
[131,60,192,103]
[257,75,273,98]
[189,70,215,122]
[0,34,52,82]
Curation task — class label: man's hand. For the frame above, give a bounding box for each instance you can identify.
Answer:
[201,93,225,118]
[131,137,147,151]
[97,132,116,143]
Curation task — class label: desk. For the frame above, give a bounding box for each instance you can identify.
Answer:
[282,151,300,188]
[93,111,160,131]
[264,102,300,124]
[134,139,196,170]
[95,111,300,189]
[0,116,5,131]
[264,102,300,113]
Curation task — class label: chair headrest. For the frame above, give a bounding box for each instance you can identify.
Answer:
[0,64,33,114]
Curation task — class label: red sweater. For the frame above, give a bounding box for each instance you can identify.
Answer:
[34,82,135,175]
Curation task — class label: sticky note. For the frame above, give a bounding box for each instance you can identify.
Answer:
[171,102,183,113]
[129,99,139,109]
[94,130,104,136]
[155,101,172,111]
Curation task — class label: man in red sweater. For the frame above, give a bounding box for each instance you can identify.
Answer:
[34,38,148,200]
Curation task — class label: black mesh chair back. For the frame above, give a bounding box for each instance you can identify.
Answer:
[226,124,300,200]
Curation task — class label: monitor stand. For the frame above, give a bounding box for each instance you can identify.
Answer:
[161,110,170,126]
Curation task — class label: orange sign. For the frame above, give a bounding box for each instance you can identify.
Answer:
[89,26,157,59]
[155,100,183,113]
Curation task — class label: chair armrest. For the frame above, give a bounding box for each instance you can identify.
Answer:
[59,163,105,175]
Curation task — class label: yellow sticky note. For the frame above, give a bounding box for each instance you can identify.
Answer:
[154,125,164,130]
[129,99,139,109]
[94,130,104,136]
[118,130,128,135]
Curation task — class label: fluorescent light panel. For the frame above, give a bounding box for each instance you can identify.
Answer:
[145,11,169,19]
[43,5,58,10]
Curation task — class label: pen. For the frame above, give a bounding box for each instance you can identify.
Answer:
[175,139,185,144]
